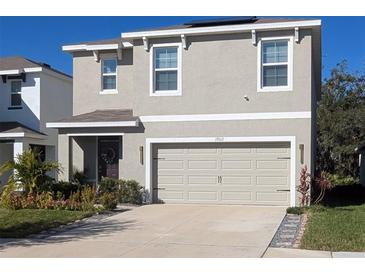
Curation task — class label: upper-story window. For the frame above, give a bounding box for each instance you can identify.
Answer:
[10,80,22,108]
[258,37,293,92]
[101,57,117,94]
[150,43,182,96]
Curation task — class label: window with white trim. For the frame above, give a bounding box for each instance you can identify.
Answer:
[258,38,292,92]
[10,80,22,107]
[151,44,181,96]
[101,58,117,92]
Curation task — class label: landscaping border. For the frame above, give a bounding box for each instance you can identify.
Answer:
[270,213,307,248]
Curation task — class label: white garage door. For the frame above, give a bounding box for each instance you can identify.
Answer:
[153,142,291,205]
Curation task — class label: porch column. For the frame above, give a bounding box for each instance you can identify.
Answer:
[13,140,28,162]
[58,133,70,182]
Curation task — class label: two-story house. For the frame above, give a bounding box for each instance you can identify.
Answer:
[0,56,73,185]
[48,17,321,206]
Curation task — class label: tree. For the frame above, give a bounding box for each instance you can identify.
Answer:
[317,61,365,180]
[0,149,61,194]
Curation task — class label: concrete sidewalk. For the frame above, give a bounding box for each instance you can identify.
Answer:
[264,247,365,258]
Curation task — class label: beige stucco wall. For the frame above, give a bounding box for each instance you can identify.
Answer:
[72,29,313,116]
[58,27,320,205]
[58,117,311,205]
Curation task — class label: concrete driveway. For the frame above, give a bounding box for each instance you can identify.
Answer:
[0,204,285,258]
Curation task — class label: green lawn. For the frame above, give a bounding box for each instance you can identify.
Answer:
[0,209,93,238]
[301,204,365,252]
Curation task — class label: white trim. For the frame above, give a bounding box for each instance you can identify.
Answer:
[62,42,133,52]
[99,90,118,95]
[142,37,149,51]
[0,132,45,139]
[294,27,300,43]
[23,67,42,73]
[140,111,311,122]
[149,42,182,97]
[62,44,87,51]
[46,120,139,128]
[251,30,256,45]
[0,133,25,138]
[0,69,21,75]
[122,20,321,39]
[101,56,118,94]
[145,136,296,206]
[0,67,43,75]
[87,44,119,51]
[257,36,294,92]
[181,34,187,49]
[66,133,125,137]
[9,79,23,108]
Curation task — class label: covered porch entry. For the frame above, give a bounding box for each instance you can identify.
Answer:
[0,122,53,186]
[68,134,123,184]
[47,109,140,183]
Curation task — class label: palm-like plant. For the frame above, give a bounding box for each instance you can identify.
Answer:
[0,149,62,194]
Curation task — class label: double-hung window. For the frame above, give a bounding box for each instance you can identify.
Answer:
[10,80,22,108]
[101,58,117,93]
[258,37,292,92]
[151,43,181,96]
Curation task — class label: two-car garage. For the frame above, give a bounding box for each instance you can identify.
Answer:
[151,141,292,206]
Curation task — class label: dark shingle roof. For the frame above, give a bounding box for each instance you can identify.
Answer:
[64,17,318,47]
[0,56,72,78]
[0,122,46,136]
[128,17,316,32]
[52,109,138,123]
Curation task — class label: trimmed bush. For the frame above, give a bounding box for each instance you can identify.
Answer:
[99,193,118,210]
[119,179,143,205]
[97,177,143,205]
[98,177,119,194]
[286,206,308,215]
[51,181,81,199]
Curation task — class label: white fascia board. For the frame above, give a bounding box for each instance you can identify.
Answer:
[139,111,311,123]
[0,69,22,75]
[62,42,133,52]
[0,67,42,75]
[86,44,119,51]
[0,132,25,138]
[46,120,139,128]
[62,44,88,52]
[67,133,125,137]
[24,67,43,73]
[122,20,321,39]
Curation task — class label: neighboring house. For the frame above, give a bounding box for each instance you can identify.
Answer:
[0,56,72,185]
[48,17,321,206]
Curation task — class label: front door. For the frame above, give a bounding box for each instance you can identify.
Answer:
[98,137,120,181]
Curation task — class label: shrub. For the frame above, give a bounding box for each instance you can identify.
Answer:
[313,171,332,204]
[326,173,359,186]
[286,206,309,215]
[71,169,89,185]
[119,179,143,204]
[80,186,96,211]
[99,193,118,210]
[51,181,81,199]
[35,192,54,209]
[0,149,61,194]
[98,177,119,194]
[0,179,18,209]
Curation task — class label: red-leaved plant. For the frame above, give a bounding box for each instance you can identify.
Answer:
[313,171,332,204]
[298,165,311,206]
